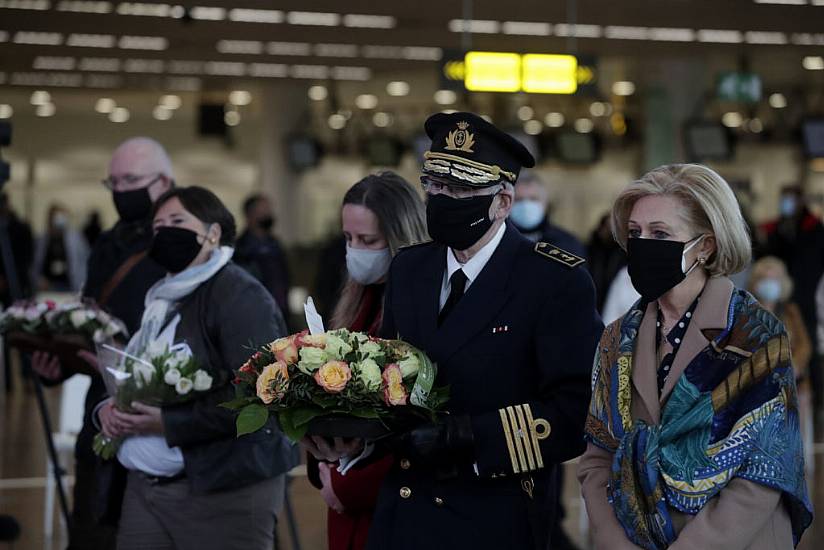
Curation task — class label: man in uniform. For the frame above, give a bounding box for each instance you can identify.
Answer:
[367,113,603,549]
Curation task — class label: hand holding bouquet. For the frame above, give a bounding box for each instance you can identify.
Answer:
[225,329,448,442]
[93,342,214,459]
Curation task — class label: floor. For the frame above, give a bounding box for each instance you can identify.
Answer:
[1,366,822,550]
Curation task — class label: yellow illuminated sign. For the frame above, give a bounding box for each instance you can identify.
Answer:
[464,52,521,93]
[522,54,577,94]
[461,51,585,94]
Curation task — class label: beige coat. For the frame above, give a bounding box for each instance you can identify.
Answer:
[578,277,793,550]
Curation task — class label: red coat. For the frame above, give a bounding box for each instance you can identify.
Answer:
[308,284,392,550]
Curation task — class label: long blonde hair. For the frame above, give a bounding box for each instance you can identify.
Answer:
[330,172,429,330]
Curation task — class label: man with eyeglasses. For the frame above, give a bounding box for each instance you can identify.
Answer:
[32,136,171,550]
[365,113,603,549]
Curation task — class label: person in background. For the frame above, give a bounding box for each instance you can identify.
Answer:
[83,210,103,247]
[33,204,89,292]
[509,172,585,550]
[600,265,640,326]
[31,137,173,549]
[761,184,824,410]
[234,193,291,317]
[579,164,811,550]
[307,171,429,550]
[0,193,34,392]
[586,213,627,313]
[101,186,295,550]
[312,233,347,321]
[510,169,586,257]
[749,256,813,472]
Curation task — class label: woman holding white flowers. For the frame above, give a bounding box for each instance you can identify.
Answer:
[98,186,296,550]
[305,172,429,550]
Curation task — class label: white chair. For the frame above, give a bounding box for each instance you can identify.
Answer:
[44,372,91,539]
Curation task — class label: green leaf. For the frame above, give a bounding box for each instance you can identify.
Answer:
[291,406,324,427]
[350,408,380,419]
[278,411,309,442]
[220,396,257,411]
[236,403,269,437]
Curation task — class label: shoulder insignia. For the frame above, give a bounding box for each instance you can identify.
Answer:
[534,242,585,268]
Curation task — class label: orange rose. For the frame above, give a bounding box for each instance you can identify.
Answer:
[382,364,407,406]
[314,361,351,393]
[256,361,289,404]
[299,333,327,349]
[270,336,299,364]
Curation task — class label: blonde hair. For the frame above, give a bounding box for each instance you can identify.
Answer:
[330,172,429,330]
[748,256,793,302]
[611,164,751,276]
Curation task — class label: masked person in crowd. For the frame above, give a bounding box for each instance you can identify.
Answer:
[304,112,602,550]
[33,204,89,292]
[510,170,586,259]
[587,213,628,313]
[234,193,291,318]
[100,186,295,550]
[761,184,824,409]
[307,172,429,550]
[579,165,812,550]
[31,137,173,549]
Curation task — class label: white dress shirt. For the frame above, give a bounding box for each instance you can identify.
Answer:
[439,223,507,310]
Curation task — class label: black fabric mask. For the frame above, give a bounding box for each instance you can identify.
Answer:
[149,227,204,273]
[426,192,496,250]
[258,216,275,231]
[113,187,153,223]
[626,236,704,302]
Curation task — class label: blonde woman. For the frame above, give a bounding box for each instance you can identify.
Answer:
[578,164,812,549]
[307,172,428,550]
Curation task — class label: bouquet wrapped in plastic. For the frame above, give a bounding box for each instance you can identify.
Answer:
[224,328,448,442]
[0,300,128,375]
[93,342,214,459]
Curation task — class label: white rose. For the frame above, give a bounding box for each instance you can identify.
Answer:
[398,353,421,379]
[24,307,41,321]
[164,368,181,386]
[175,377,193,395]
[132,362,155,388]
[354,359,382,391]
[193,370,213,391]
[70,310,88,329]
[359,340,384,360]
[146,339,167,358]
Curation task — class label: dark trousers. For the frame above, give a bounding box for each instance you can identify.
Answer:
[67,458,117,550]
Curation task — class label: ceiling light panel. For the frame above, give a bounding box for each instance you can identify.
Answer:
[79,57,120,71]
[67,33,116,47]
[502,21,551,36]
[116,2,170,16]
[248,63,288,77]
[267,42,312,56]
[217,40,263,54]
[119,35,168,50]
[56,1,110,13]
[286,11,340,26]
[228,8,282,23]
[343,14,395,28]
[448,19,500,33]
[33,56,76,70]
[0,0,50,10]
[315,43,359,57]
[190,6,224,21]
[14,31,63,45]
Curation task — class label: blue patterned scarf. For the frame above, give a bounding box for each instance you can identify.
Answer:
[585,289,812,549]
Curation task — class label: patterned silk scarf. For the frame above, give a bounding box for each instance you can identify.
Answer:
[585,289,813,549]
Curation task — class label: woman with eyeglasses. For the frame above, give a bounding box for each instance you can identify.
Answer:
[304,171,429,550]
[578,164,812,550]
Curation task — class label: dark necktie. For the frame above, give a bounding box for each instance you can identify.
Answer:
[438,269,468,326]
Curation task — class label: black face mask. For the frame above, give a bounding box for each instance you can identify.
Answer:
[258,216,275,231]
[426,192,496,251]
[113,187,153,223]
[626,236,704,302]
[149,227,205,273]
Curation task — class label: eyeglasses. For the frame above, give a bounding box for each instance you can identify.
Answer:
[420,176,501,200]
[101,172,163,191]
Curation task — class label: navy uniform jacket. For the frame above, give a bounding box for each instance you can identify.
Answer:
[367,223,603,550]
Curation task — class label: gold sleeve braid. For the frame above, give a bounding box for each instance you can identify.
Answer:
[498,404,552,474]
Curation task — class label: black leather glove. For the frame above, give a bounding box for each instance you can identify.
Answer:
[399,414,475,467]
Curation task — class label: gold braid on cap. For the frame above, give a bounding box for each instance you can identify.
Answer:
[424,151,517,183]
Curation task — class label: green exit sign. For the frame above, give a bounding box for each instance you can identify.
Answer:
[717,72,762,103]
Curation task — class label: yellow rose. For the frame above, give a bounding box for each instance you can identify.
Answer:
[382,363,408,406]
[300,333,327,348]
[314,361,352,393]
[256,361,289,404]
[270,336,299,364]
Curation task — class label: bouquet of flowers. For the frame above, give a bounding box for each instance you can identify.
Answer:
[0,300,128,375]
[224,329,448,442]
[93,342,214,459]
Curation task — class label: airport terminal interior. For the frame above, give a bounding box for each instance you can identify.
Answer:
[1,1,824,549]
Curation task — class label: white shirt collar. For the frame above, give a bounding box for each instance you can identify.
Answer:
[445,222,507,286]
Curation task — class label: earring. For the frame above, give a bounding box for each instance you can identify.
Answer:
[210,238,216,244]
[698,256,706,264]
